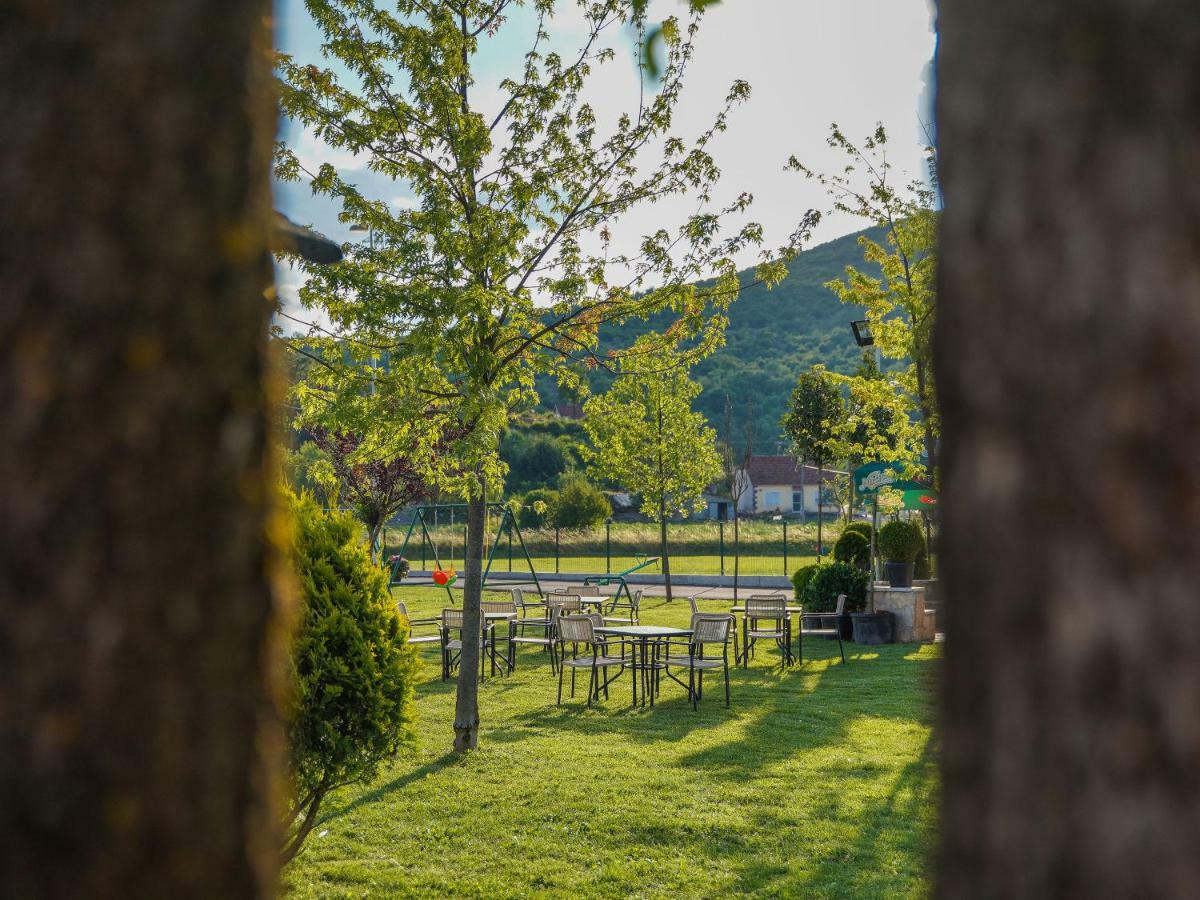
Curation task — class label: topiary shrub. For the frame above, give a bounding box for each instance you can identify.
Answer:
[791,564,820,600]
[549,478,611,529]
[833,530,871,570]
[801,561,869,613]
[913,523,931,579]
[879,519,923,564]
[843,520,873,544]
[283,491,419,864]
[517,487,558,529]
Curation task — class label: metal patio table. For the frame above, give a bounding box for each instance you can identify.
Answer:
[595,625,692,707]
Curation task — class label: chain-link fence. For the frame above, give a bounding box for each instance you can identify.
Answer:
[381,518,841,579]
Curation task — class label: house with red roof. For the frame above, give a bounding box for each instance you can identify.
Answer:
[735,455,845,518]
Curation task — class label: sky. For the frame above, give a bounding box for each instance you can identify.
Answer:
[273,0,937,332]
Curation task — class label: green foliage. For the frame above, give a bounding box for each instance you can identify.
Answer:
[833,529,871,570]
[801,561,869,613]
[843,520,873,544]
[284,492,419,860]
[878,519,924,564]
[791,124,939,475]
[781,365,844,468]
[791,564,820,601]
[549,479,610,530]
[278,0,790,506]
[574,227,888,447]
[583,340,723,522]
[281,440,336,507]
[518,488,558,529]
[502,433,570,494]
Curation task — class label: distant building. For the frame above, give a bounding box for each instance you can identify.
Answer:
[735,455,844,517]
[553,402,584,420]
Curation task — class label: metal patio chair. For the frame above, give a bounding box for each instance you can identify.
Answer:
[602,588,641,625]
[743,596,793,667]
[396,600,442,650]
[440,608,494,681]
[664,613,733,709]
[798,592,847,665]
[554,615,626,706]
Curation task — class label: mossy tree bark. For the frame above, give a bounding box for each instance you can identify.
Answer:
[937,2,1200,895]
[0,1,286,896]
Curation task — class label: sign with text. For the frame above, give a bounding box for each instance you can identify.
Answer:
[852,462,925,496]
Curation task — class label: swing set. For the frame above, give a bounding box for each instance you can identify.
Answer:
[389,503,543,602]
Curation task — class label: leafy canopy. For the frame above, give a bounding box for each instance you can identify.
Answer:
[275,0,799,496]
[582,338,722,520]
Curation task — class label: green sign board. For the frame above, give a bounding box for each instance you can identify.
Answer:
[902,488,939,510]
[852,462,925,496]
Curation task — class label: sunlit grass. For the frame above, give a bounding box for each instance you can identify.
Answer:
[281,587,939,899]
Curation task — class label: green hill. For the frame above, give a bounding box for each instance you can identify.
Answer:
[538,225,888,449]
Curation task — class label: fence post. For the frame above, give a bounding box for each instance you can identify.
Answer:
[555,527,560,574]
[605,519,612,575]
[719,520,725,576]
[782,520,788,576]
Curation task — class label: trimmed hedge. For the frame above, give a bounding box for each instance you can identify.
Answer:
[791,564,820,600]
[879,519,923,564]
[833,530,871,570]
[801,562,869,613]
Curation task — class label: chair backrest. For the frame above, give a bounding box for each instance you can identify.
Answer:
[510,587,524,605]
[629,589,641,610]
[556,614,595,644]
[692,614,731,646]
[396,600,410,618]
[688,596,699,616]
[548,595,581,612]
[745,596,786,619]
[835,593,847,616]
[481,600,517,615]
[576,584,600,596]
[442,608,463,629]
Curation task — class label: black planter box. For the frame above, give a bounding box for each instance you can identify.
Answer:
[851,611,895,645]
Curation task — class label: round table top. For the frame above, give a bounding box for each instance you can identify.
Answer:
[594,625,692,637]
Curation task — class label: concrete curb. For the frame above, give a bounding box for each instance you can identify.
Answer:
[408,569,792,590]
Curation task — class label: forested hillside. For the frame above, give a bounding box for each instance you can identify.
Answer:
[538,226,889,448]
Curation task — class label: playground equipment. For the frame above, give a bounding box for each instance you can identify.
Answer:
[391,503,542,601]
[583,555,661,609]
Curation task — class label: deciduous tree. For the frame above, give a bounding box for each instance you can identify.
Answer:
[583,341,722,601]
[781,365,843,557]
[278,0,798,750]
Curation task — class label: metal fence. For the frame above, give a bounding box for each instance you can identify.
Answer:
[381,518,833,579]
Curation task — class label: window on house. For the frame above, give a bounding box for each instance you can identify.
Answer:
[792,490,804,513]
[764,490,780,509]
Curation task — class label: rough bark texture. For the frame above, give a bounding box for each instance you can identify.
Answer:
[0,1,285,896]
[453,489,485,752]
[659,500,673,602]
[937,3,1200,896]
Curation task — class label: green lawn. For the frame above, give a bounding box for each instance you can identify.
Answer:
[282,587,939,899]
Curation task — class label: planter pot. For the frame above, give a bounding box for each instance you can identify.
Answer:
[884,561,915,588]
[851,611,895,645]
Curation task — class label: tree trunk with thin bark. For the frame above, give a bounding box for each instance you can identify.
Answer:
[937,3,1200,895]
[453,488,485,752]
[659,498,673,602]
[0,1,284,896]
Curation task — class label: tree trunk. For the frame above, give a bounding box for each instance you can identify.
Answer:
[659,499,672,603]
[0,1,283,896]
[453,486,485,752]
[937,3,1200,895]
[367,520,383,564]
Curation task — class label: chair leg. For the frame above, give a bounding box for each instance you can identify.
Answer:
[838,632,846,664]
[557,654,565,706]
[587,664,596,707]
[690,663,697,711]
[724,655,730,708]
